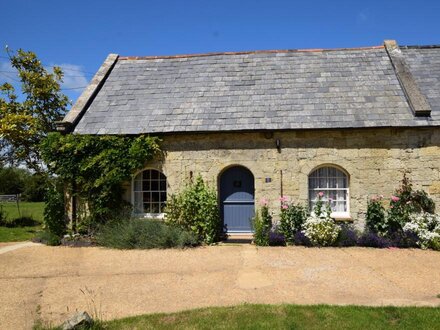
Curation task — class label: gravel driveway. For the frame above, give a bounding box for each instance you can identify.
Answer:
[1,243,440,329]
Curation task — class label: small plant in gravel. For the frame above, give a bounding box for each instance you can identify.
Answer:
[253,199,273,246]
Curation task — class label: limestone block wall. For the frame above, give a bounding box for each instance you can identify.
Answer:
[123,127,440,228]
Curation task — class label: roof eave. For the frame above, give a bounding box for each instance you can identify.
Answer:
[57,53,119,133]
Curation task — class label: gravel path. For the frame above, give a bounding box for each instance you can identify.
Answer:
[1,244,440,329]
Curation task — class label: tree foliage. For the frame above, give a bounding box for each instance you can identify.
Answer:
[41,132,161,231]
[0,49,68,171]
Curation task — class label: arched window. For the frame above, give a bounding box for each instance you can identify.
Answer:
[308,166,349,217]
[133,169,167,215]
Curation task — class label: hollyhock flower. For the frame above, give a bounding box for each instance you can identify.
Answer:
[391,195,400,202]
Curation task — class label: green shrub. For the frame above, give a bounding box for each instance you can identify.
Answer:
[365,195,387,235]
[96,218,198,249]
[387,173,435,230]
[253,205,272,246]
[279,200,308,244]
[35,230,61,246]
[43,185,66,237]
[165,176,221,244]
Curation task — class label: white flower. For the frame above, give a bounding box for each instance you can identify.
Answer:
[301,216,341,247]
[403,212,440,250]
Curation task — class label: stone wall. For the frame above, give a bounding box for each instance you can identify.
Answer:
[123,127,440,228]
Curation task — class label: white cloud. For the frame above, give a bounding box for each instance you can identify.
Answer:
[356,10,369,24]
[0,61,18,84]
[54,63,89,93]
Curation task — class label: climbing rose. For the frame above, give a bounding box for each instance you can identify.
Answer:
[279,196,289,202]
[391,195,400,202]
[281,204,288,209]
[260,198,268,206]
[318,192,324,197]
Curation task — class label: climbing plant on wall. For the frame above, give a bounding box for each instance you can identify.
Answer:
[41,132,161,232]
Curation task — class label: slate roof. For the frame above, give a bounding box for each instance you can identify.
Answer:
[64,42,440,135]
[401,47,440,115]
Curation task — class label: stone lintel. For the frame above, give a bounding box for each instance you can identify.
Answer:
[58,53,119,133]
[384,40,431,117]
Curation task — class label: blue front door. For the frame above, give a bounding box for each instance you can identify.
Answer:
[220,166,255,233]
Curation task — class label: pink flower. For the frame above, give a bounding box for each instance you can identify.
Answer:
[281,204,288,209]
[318,192,324,197]
[390,205,394,209]
[391,195,400,202]
[370,195,378,202]
[279,196,289,202]
[260,198,268,206]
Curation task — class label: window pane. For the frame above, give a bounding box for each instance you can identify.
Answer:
[151,180,159,191]
[134,180,142,191]
[151,203,160,213]
[160,202,166,213]
[160,180,166,191]
[134,192,143,213]
[151,191,160,203]
[142,180,150,191]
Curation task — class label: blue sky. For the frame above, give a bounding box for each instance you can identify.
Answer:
[1,0,439,106]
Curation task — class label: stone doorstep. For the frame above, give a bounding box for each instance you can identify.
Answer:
[223,233,254,244]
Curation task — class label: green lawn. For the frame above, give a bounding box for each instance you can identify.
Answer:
[0,201,44,222]
[0,202,44,242]
[97,304,440,330]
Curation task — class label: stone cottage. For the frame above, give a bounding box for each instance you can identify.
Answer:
[57,40,440,233]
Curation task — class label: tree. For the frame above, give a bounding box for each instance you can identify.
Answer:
[0,49,68,171]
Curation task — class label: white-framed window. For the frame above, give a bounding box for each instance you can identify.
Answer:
[308,166,350,218]
[133,169,167,216]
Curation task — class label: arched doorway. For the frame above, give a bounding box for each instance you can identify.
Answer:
[219,166,255,233]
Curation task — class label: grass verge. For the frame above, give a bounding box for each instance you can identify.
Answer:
[0,202,44,242]
[38,304,440,330]
[105,304,440,329]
